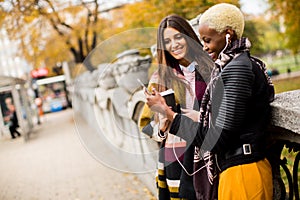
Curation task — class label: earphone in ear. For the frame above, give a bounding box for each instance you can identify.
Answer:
[218,33,231,60]
[225,34,230,44]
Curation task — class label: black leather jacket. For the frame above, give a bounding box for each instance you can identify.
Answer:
[170,52,274,171]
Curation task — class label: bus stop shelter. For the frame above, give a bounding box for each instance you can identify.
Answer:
[0,76,33,141]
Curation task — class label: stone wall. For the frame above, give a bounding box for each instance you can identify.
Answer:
[270,89,300,141]
[72,49,158,194]
[268,89,300,200]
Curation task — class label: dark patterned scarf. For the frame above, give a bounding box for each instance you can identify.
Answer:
[199,37,274,128]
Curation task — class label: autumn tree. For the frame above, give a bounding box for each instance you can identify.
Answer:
[121,0,240,29]
[268,0,300,63]
[245,15,284,56]
[0,0,271,76]
[0,0,111,72]
[243,17,266,56]
[120,0,268,56]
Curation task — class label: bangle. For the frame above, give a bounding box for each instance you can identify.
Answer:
[173,113,178,119]
[158,130,167,139]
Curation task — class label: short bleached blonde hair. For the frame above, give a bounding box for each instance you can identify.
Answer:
[199,3,245,38]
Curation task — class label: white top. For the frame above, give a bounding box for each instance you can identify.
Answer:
[180,62,196,109]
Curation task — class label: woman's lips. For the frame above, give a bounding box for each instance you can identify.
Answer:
[172,46,184,55]
[209,52,217,60]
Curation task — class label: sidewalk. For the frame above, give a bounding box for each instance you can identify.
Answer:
[0,109,156,200]
[271,70,300,81]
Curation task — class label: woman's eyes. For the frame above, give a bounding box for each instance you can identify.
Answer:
[174,34,183,40]
[164,39,170,44]
[164,34,183,45]
[202,38,210,43]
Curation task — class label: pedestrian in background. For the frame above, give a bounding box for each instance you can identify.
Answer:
[4,97,21,139]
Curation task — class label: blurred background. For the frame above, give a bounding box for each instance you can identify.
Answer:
[0,0,299,199]
[0,0,299,99]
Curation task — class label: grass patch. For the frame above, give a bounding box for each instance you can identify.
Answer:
[280,147,300,197]
[272,76,300,94]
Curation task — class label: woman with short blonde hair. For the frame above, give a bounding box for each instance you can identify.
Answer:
[146,3,274,200]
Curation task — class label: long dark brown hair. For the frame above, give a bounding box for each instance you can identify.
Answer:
[156,14,213,93]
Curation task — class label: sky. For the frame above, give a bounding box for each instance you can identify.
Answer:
[240,0,269,15]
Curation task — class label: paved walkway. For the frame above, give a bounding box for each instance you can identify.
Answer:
[271,70,300,81]
[0,109,156,200]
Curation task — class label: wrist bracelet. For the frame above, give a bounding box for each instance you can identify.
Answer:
[173,113,178,119]
[158,129,167,139]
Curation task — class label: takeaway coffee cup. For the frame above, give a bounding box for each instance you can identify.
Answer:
[160,89,176,112]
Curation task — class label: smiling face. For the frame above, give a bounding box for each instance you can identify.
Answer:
[163,27,188,65]
[198,24,226,61]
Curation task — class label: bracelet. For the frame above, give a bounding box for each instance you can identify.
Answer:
[173,113,178,119]
[158,129,167,139]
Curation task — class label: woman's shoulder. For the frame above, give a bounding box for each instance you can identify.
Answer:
[224,52,252,73]
[222,52,254,82]
[231,52,251,65]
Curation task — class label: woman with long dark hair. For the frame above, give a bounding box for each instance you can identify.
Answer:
[139,14,218,200]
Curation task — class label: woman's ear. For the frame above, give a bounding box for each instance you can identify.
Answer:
[226,29,236,41]
[226,34,230,40]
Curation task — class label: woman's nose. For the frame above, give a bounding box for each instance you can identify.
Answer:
[171,39,178,47]
[203,44,208,51]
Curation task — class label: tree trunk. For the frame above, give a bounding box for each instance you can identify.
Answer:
[70,45,95,72]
